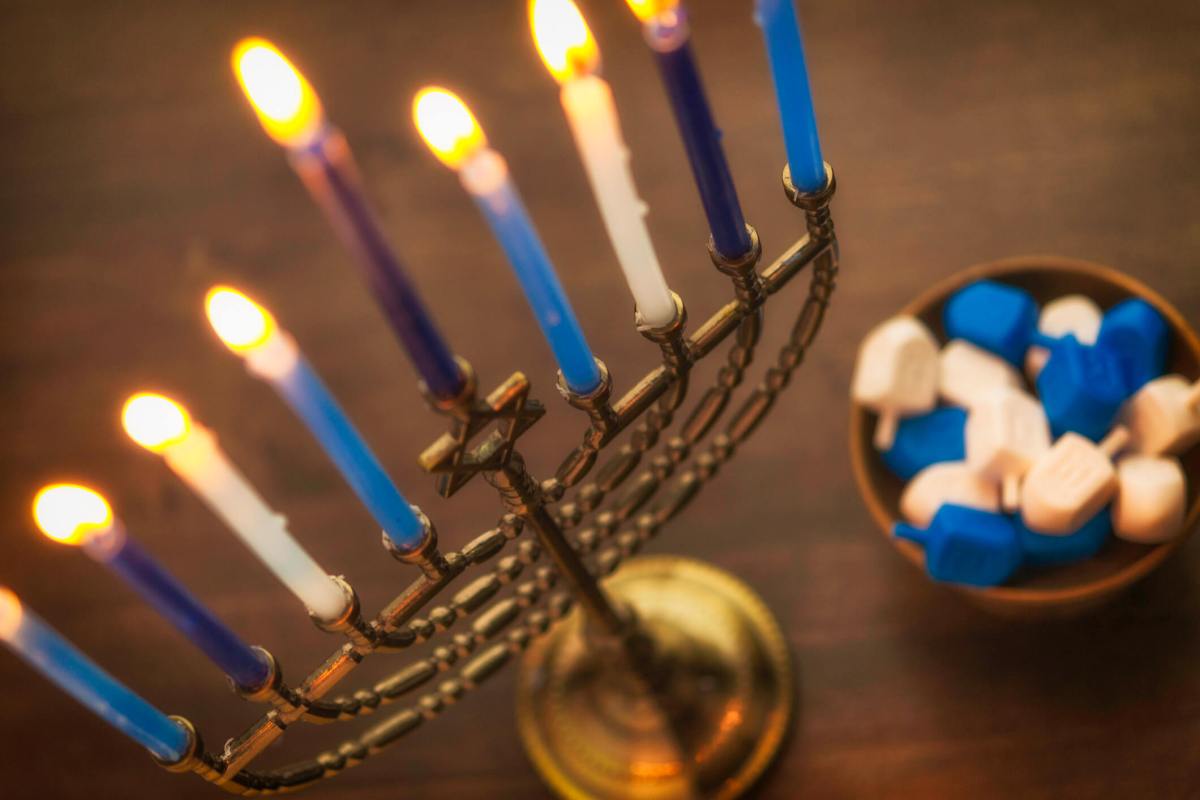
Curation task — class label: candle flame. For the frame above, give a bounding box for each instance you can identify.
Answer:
[122,393,193,452]
[530,0,599,83]
[412,87,487,169]
[624,0,679,23]
[0,587,20,641]
[232,37,324,148]
[206,286,277,353]
[33,484,114,545]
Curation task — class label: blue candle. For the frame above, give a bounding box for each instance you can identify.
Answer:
[755,0,827,192]
[413,88,602,394]
[206,288,428,551]
[33,484,269,689]
[629,1,752,259]
[0,587,190,762]
[233,38,465,400]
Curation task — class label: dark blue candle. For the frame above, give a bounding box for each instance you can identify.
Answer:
[755,0,827,192]
[89,527,270,689]
[233,39,465,400]
[290,133,466,399]
[33,484,269,690]
[632,3,752,259]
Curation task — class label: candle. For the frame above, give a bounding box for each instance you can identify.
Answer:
[121,392,347,621]
[231,38,465,400]
[0,587,190,761]
[412,88,603,394]
[625,0,751,259]
[205,287,428,550]
[529,0,678,328]
[754,0,826,192]
[32,484,270,689]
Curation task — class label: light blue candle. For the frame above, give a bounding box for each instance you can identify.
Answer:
[466,153,602,393]
[755,0,827,192]
[0,588,190,762]
[206,288,427,552]
[414,88,602,394]
[275,356,427,548]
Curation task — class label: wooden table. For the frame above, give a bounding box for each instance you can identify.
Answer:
[1,1,1197,797]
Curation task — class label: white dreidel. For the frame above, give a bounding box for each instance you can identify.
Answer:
[851,315,940,450]
[1111,455,1187,544]
[965,385,1052,511]
[1020,427,1129,535]
[899,461,1000,528]
[939,339,1023,409]
[1120,374,1200,456]
[1024,294,1102,381]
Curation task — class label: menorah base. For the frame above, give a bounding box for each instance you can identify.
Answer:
[516,556,793,800]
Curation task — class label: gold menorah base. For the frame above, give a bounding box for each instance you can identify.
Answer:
[516,555,792,800]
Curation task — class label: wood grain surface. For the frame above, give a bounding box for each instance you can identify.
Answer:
[1,1,1197,798]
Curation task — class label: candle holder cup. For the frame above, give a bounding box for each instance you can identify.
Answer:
[150,165,838,798]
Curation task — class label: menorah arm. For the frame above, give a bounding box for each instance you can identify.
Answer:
[160,582,579,796]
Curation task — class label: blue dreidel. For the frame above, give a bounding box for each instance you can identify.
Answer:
[881,406,967,480]
[893,504,1022,587]
[942,280,1039,367]
[1034,333,1129,441]
[1096,298,1169,393]
[1015,507,1112,567]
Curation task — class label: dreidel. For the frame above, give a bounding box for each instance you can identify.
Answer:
[939,339,1023,409]
[1120,374,1200,456]
[1015,507,1112,567]
[1025,294,1102,381]
[1096,298,1169,393]
[852,315,940,450]
[1112,455,1186,544]
[1020,427,1128,535]
[1034,333,1130,442]
[900,461,999,528]
[882,406,967,480]
[894,504,1022,587]
[942,280,1039,367]
[965,385,1052,511]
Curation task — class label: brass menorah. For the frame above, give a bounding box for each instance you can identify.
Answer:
[146,163,837,799]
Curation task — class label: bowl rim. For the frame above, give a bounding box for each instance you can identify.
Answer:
[849,254,1200,608]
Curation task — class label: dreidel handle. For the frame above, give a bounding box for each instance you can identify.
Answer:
[1098,425,1130,458]
[873,409,900,451]
[1001,474,1021,513]
[1186,379,1200,411]
[893,522,928,546]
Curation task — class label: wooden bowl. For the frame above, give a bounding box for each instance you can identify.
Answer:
[850,255,1200,618]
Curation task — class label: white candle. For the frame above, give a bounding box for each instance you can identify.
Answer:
[530,0,677,328]
[121,393,346,621]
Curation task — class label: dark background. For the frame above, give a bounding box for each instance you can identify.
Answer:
[1,0,1198,797]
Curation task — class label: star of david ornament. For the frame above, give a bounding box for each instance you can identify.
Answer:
[418,372,545,497]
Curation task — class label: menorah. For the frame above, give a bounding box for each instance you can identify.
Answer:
[2,2,842,797]
[133,161,834,800]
